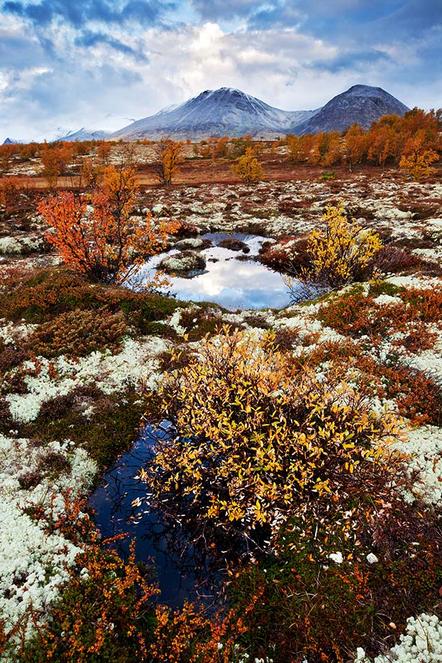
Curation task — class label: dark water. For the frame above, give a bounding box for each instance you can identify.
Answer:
[89,422,220,608]
[131,232,298,310]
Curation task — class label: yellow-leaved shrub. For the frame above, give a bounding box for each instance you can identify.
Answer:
[300,204,382,287]
[232,147,264,182]
[143,328,396,538]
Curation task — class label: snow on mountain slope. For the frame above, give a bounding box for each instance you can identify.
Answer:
[111,88,317,140]
[55,128,111,142]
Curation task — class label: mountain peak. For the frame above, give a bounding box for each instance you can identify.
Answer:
[111,87,314,140]
[109,84,409,141]
[347,84,384,94]
[293,84,409,135]
[55,128,110,142]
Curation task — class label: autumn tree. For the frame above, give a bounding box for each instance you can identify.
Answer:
[19,142,39,160]
[38,165,177,283]
[319,131,342,166]
[96,141,112,164]
[306,135,322,166]
[286,135,304,162]
[399,129,439,180]
[211,136,229,159]
[344,124,369,171]
[79,157,98,188]
[154,139,183,185]
[400,147,439,180]
[40,143,74,188]
[232,146,264,182]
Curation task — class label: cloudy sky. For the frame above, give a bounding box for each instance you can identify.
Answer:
[0,0,441,141]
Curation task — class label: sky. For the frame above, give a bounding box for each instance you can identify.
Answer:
[0,0,441,141]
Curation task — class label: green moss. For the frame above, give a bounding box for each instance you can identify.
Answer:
[24,390,145,470]
[0,267,184,331]
[368,281,404,297]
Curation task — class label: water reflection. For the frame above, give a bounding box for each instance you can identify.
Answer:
[89,423,222,608]
[132,233,297,310]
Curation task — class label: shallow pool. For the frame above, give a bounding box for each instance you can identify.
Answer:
[131,233,297,311]
[89,423,221,608]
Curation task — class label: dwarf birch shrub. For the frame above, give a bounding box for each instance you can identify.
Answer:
[297,204,382,288]
[232,147,264,182]
[143,328,397,540]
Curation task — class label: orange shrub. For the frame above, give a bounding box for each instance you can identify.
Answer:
[154,139,183,185]
[38,166,178,283]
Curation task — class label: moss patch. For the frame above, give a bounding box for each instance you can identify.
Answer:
[23,389,145,470]
[0,267,184,332]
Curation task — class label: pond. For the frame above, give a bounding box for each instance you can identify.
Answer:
[89,422,222,608]
[131,232,298,310]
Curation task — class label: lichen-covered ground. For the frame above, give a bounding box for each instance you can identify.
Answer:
[0,171,441,660]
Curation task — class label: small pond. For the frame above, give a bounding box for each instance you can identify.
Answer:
[89,422,222,608]
[131,232,297,310]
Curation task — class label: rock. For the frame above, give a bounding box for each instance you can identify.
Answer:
[218,238,250,253]
[159,251,206,276]
[175,237,212,251]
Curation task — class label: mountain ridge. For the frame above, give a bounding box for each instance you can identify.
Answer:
[111,87,318,141]
[3,85,410,143]
[55,128,111,142]
[292,85,409,135]
[109,84,409,141]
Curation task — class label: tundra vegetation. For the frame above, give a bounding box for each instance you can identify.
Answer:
[0,108,441,662]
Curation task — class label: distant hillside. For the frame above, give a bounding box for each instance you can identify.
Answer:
[55,128,111,142]
[109,85,409,141]
[5,85,410,144]
[2,137,23,145]
[293,85,409,135]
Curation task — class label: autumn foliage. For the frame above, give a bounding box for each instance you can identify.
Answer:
[232,146,264,182]
[144,328,397,541]
[154,139,183,185]
[293,204,382,288]
[38,165,178,283]
[286,108,441,174]
[41,143,75,187]
[399,129,439,180]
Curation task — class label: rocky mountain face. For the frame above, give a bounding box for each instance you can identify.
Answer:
[292,85,409,135]
[111,88,318,140]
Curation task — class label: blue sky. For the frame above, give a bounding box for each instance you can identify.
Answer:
[0,0,440,141]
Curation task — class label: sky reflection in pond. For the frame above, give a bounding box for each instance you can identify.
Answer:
[132,233,296,310]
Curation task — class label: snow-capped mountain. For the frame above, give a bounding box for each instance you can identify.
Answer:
[55,128,111,142]
[2,137,23,145]
[292,85,409,135]
[111,88,318,140]
[8,85,409,145]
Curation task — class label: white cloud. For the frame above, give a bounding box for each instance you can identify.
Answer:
[0,12,438,142]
